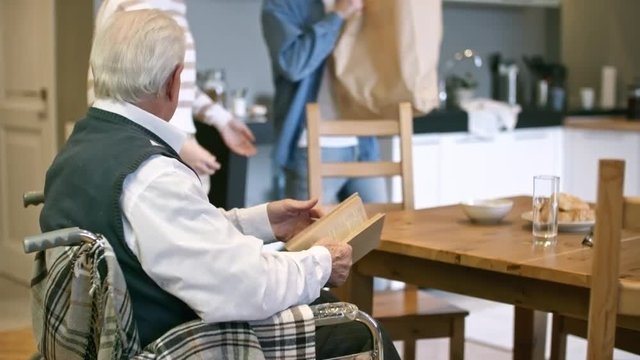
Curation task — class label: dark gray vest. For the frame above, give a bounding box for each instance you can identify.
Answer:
[40,107,199,347]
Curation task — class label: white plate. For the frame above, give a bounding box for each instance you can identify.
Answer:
[521,211,594,232]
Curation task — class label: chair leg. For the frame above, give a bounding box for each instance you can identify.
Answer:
[449,317,465,360]
[404,339,416,360]
[549,315,567,360]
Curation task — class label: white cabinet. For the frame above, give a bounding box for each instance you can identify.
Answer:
[438,128,563,206]
[391,124,640,208]
[391,127,563,209]
[395,134,442,209]
[489,128,563,198]
[563,128,640,202]
[439,134,495,205]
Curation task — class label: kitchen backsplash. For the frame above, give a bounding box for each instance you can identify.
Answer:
[183,0,560,107]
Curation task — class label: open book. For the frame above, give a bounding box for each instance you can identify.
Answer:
[285,193,385,262]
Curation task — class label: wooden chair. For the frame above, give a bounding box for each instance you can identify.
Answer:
[550,159,640,360]
[306,102,468,360]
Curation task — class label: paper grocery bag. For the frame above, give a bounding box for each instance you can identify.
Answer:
[331,0,442,119]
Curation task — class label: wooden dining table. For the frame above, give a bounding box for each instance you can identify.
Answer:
[341,196,640,360]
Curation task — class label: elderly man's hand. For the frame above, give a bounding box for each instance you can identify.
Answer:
[315,238,352,287]
[179,137,221,175]
[219,118,257,157]
[267,198,323,242]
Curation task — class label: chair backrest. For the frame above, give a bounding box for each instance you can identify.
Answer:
[306,102,420,309]
[306,102,414,213]
[587,159,640,359]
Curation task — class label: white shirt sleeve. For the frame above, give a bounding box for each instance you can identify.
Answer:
[193,87,233,129]
[120,155,331,323]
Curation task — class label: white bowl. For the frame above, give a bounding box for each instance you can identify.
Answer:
[461,199,514,224]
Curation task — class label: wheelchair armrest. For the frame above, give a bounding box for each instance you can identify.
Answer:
[310,302,359,327]
[310,302,384,360]
[23,227,100,253]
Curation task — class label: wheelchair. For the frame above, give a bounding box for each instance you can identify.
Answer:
[23,191,384,359]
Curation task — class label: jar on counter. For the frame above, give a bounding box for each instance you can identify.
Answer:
[628,79,640,120]
[201,69,227,106]
[231,88,248,119]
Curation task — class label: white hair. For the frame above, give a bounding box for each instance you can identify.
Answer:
[90,9,185,103]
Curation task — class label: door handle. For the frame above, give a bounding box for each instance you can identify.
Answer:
[38,88,48,119]
[6,88,48,119]
[6,88,46,100]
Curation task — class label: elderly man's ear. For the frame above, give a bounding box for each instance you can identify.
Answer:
[166,64,184,103]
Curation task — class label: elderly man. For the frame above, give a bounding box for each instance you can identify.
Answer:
[40,9,398,359]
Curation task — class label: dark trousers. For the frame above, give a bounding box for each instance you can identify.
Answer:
[312,290,401,360]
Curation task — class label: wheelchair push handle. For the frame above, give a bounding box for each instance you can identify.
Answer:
[23,191,45,207]
[23,227,99,253]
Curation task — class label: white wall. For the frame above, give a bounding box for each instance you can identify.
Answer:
[186,0,273,104]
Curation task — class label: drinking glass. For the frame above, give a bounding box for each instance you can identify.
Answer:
[532,175,559,240]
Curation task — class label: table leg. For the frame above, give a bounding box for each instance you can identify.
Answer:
[513,307,548,360]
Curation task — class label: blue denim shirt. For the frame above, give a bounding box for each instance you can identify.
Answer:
[261,0,379,170]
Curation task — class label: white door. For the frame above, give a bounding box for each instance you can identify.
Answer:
[0,0,57,282]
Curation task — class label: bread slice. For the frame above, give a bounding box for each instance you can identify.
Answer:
[558,208,595,222]
[558,193,590,211]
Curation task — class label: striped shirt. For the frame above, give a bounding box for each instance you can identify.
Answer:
[89,0,232,134]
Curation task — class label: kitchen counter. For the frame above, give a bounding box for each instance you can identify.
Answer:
[564,116,640,132]
[413,108,564,133]
[563,115,640,202]
[237,108,566,142]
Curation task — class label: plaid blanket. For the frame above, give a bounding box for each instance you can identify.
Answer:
[29,233,316,360]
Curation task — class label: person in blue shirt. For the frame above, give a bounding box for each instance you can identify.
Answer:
[262,4,400,358]
[261,0,387,205]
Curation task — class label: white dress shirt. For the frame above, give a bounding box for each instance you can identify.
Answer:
[93,99,331,323]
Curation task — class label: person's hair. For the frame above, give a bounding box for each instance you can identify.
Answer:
[90,9,185,103]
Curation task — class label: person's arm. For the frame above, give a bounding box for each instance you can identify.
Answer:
[261,5,344,82]
[121,156,331,323]
[222,203,277,243]
[193,88,257,156]
[193,87,232,129]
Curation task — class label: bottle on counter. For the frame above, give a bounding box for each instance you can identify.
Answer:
[548,65,567,112]
[627,78,640,120]
[600,65,617,109]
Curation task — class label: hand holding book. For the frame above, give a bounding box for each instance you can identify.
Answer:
[285,193,385,263]
[315,238,353,287]
[267,198,323,242]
